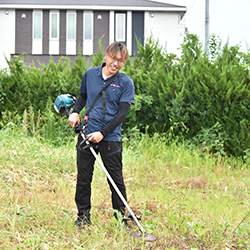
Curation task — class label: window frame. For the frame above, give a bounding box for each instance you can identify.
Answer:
[67,11,76,40]
[84,11,93,40]
[50,11,59,40]
[33,10,43,40]
[115,13,126,42]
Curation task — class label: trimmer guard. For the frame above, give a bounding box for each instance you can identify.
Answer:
[130,231,158,241]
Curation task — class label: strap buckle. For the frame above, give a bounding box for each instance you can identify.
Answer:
[83,115,89,124]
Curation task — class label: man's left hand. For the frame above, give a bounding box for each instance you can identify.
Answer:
[87,132,104,143]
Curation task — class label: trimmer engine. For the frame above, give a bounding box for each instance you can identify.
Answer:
[54,94,76,115]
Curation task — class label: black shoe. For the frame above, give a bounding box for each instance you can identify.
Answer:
[74,214,91,228]
[122,220,131,230]
[114,211,131,230]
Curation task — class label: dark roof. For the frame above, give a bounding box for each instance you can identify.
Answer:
[0,0,185,8]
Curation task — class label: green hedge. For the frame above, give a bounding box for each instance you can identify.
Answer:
[0,54,86,116]
[123,35,250,157]
[0,35,250,157]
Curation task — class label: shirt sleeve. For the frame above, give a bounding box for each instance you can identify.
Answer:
[72,92,87,114]
[100,102,130,137]
[120,74,135,105]
[79,69,89,95]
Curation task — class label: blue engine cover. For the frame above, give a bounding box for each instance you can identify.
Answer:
[54,94,74,113]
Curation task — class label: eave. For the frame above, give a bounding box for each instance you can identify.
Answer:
[0,4,187,12]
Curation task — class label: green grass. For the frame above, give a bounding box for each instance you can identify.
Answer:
[0,126,249,249]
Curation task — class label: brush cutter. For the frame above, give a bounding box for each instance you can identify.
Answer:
[54,94,158,241]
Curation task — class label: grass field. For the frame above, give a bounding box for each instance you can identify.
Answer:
[0,126,249,249]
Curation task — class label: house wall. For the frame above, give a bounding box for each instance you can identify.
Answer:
[76,10,83,54]
[59,10,66,55]
[16,9,32,54]
[93,11,109,54]
[0,9,15,70]
[144,11,180,56]
[132,11,144,55]
[0,7,184,69]
[43,10,49,54]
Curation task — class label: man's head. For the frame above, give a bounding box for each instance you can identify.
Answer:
[103,42,128,77]
[105,42,129,62]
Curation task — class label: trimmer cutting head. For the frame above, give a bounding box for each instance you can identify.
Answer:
[130,232,158,241]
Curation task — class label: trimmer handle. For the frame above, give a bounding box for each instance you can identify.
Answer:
[64,108,71,118]
[73,123,83,134]
[65,109,92,150]
[65,110,83,134]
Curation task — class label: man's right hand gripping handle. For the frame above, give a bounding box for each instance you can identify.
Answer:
[68,112,80,128]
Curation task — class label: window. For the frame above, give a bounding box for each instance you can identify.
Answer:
[115,13,126,41]
[32,10,43,54]
[33,12,42,39]
[49,11,59,54]
[67,12,76,40]
[84,12,93,40]
[50,11,59,39]
[66,11,76,55]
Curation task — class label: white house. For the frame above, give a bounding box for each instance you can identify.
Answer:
[0,0,186,69]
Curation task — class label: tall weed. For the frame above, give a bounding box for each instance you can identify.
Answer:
[0,127,250,249]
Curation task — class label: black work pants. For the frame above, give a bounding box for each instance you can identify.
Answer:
[75,136,127,217]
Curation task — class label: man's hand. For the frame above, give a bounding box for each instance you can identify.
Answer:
[68,112,80,128]
[87,132,104,143]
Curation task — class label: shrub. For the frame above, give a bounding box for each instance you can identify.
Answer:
[123,34,250,157]
[1,35,250,157]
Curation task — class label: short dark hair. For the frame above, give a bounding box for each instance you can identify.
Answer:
[105,42,128,62]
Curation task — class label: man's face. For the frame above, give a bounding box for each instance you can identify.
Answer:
[104,51,125,76]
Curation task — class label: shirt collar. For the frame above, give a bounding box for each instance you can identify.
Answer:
[98,62,120,80]
[97,62,106,77]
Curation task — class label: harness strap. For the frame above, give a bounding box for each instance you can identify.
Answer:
[102,90,106,126]
[83,72,120,125]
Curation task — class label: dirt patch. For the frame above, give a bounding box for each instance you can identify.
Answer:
[185,177,208,189]
[165,179,181,186]
[166,177,208,189]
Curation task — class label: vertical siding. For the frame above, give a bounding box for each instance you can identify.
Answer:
[93,11,109,54]
[0,9,15,69]
[145,12,179,55]
[59,10,66,54]
[132,11,144,55]
[76,10,83,54]
[15,9,32,54]
[43,10,49,54]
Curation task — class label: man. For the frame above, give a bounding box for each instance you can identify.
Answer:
[68,42,135,228]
